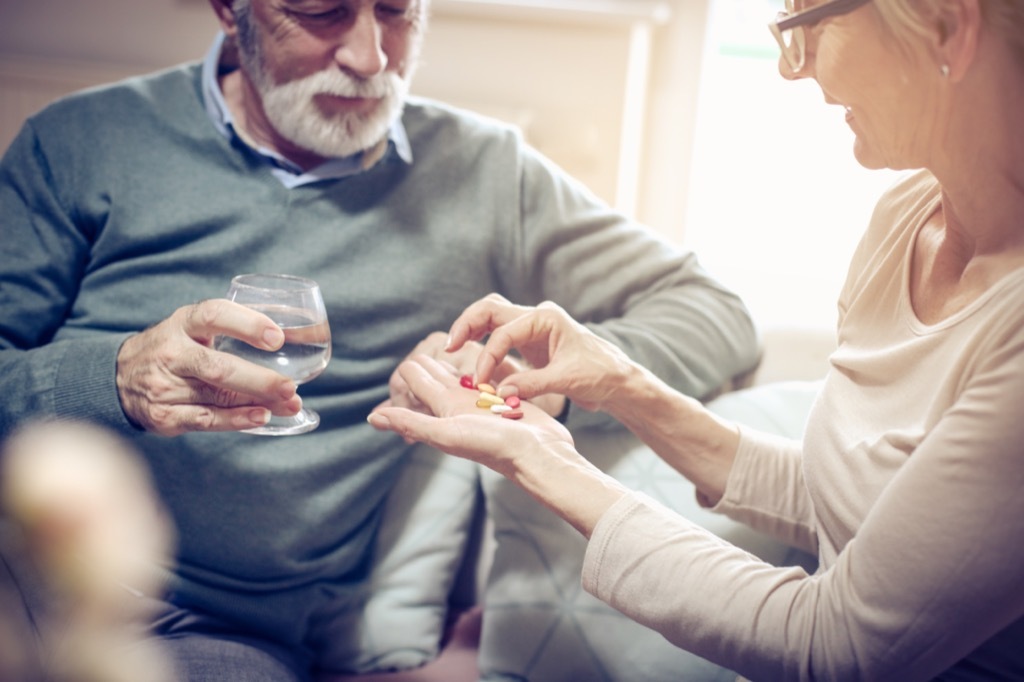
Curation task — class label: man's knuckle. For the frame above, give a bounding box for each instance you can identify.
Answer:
[187,408,218,431]
[190,380,236,407]
[199,350,232,383]
[211,387,241,408]
[148,404,177,428]
[186,299,219,328]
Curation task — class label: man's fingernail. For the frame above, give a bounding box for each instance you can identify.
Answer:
[250,408,271,425]
[263,328,284,348]
[367,413,391,429]
[444,335,453,351]
[497,385,519,398]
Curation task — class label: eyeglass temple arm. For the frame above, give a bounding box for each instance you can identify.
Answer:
[775,0,871,31]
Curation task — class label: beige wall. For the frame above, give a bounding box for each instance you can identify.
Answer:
[0,0,710,242]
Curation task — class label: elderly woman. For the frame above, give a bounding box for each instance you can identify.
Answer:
[369,0,1024,679]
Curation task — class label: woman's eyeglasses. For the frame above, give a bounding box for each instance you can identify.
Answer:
[768,0,873,72]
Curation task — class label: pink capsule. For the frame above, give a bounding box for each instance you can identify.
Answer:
[504,395,521,409]
[459,375,476,389]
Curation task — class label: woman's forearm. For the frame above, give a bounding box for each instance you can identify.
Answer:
[507,362,739,538]
[509,441,632,538]
[602,363,739,505]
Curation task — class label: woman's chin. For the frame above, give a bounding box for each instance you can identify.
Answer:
[851,140,890,171]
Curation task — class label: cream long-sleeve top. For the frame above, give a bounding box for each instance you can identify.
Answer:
[582,170,1024,681]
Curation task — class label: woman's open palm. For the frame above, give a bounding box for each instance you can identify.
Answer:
[369,353,573,478]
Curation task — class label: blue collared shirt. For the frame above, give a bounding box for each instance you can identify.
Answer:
[200,32,412,189]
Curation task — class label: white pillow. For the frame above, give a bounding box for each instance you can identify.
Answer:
[476,381,821,681]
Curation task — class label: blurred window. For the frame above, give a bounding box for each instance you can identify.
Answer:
[683,0,899,333]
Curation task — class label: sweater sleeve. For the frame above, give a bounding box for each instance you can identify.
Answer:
[506,142,760,430]
[582,337,1024,681]
[0,121,136,436]
[706,425,818,554]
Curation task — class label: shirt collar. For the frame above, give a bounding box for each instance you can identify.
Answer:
[200,31,412,188]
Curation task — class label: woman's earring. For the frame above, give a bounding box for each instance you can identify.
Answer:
[940,64,950,77]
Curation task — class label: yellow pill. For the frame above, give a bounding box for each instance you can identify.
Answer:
[476,393,504,408]
[477,383,497,394]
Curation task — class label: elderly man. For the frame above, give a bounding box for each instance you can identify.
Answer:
[0,0,759,679]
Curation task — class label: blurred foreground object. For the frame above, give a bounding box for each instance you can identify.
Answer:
[1,420,177,682]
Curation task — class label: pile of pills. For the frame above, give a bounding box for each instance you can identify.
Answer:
[460,375,524,420]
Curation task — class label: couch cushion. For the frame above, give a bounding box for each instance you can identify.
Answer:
[475,380,821,681]
[318,607,482,682]
[319,442,481,673]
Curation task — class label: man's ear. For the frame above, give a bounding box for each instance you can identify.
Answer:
[935,0,981,81]
[208,0,240,37]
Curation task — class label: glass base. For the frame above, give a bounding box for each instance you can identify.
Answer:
[242,408,320,436]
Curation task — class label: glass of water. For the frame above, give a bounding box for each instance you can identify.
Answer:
[216,273,331,436]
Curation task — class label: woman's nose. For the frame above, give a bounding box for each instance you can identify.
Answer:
[778,55,799,80]
[778,52,812,81]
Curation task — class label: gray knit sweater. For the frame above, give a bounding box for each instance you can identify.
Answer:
[0,62,758,650]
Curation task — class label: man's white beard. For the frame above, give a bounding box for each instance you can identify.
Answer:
[257,68,408,159]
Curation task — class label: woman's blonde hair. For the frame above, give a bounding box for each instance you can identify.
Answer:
[874,0,1024,65]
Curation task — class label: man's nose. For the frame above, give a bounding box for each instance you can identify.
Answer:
[334,9,387,78]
